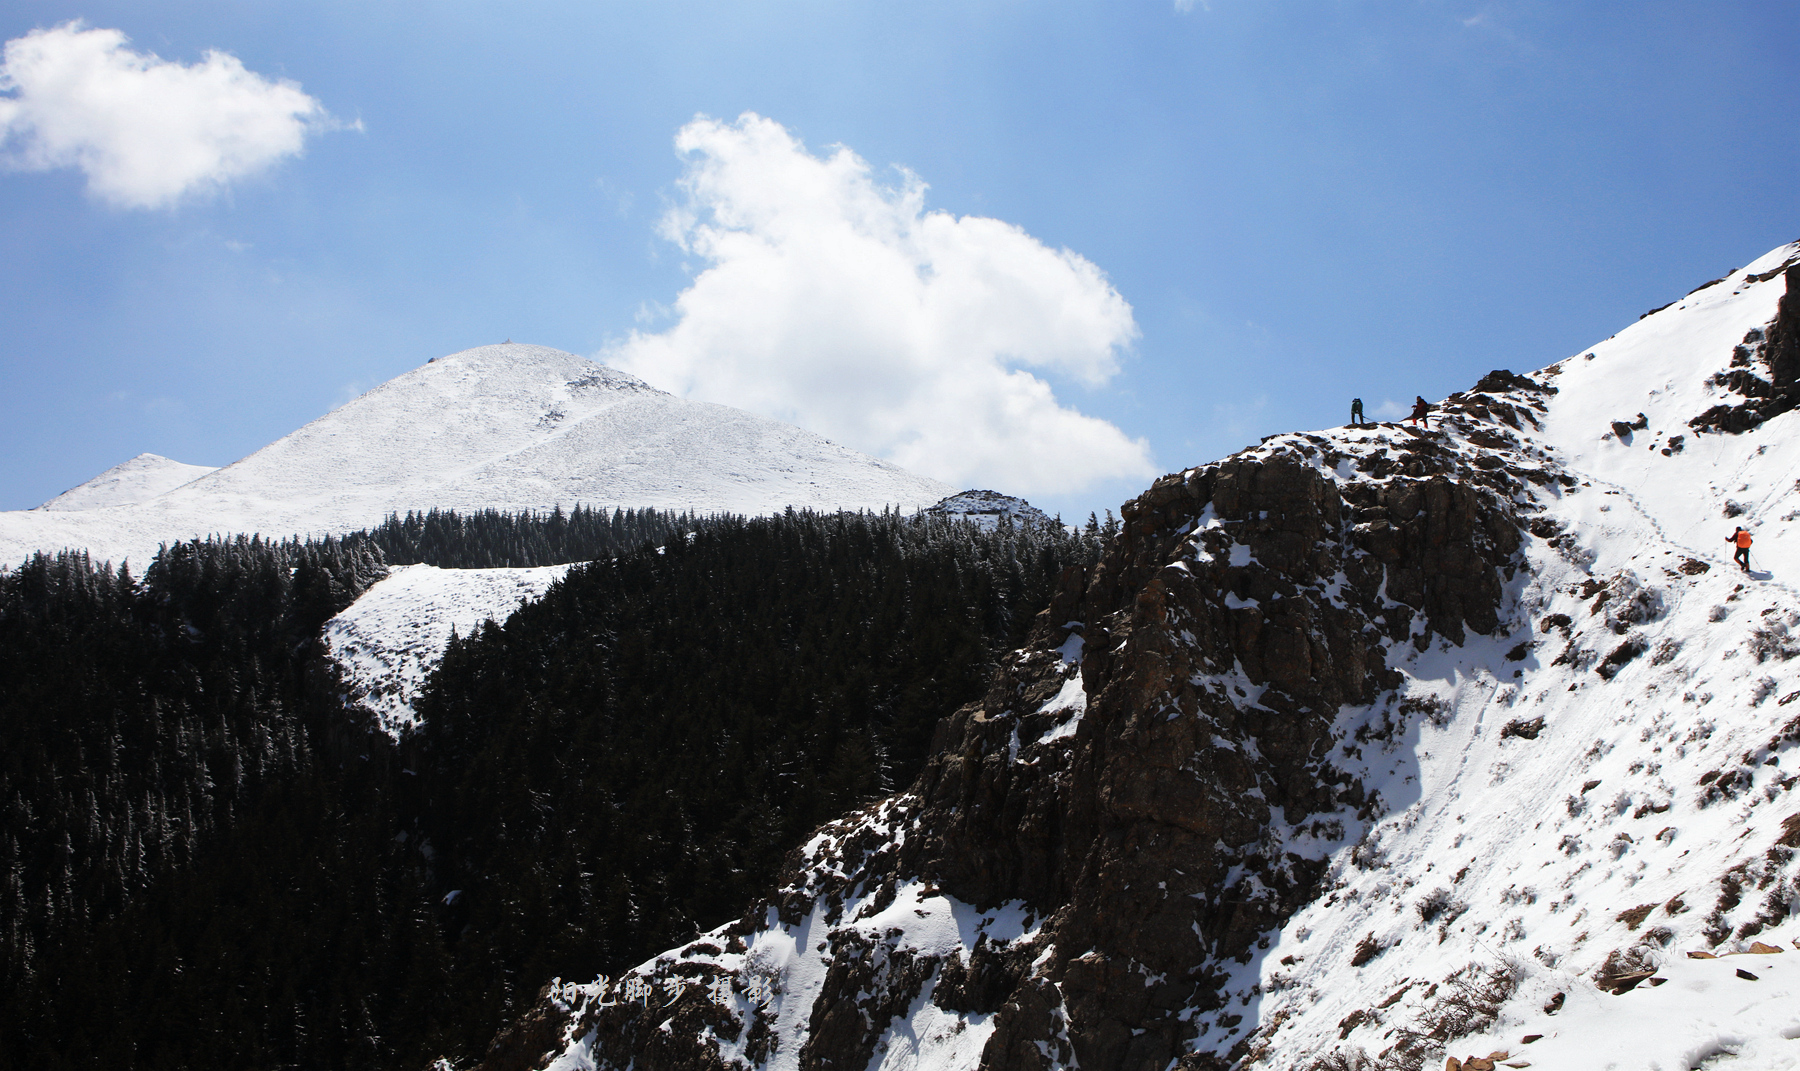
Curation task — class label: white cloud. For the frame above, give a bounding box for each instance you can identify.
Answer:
[612,113,1154,497]
[0,22,337,208]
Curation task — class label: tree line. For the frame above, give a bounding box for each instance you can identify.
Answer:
[366,505,703,569]
[1,505,1101,1069]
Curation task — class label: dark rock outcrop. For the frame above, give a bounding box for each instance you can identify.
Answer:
[1768,265,1800,388]
[1690,261,1800,434]
[501,375,1544,1071]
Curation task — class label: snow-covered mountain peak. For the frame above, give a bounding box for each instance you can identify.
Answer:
[0,343,954,566]
[416,342,661,397]
[35,452,216,511]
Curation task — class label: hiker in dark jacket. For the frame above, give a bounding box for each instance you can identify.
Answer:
[1409,396,1431,428]
[1351,398,1366,425]
[1728,526,1753,572]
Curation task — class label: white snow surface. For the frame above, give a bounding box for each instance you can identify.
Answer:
[36,452,216,510]
[0,344,955,566]
[324,562,571,735]
[532,240,1800,1070]
[1464,929,1800,1070]
[924,489,1054,531]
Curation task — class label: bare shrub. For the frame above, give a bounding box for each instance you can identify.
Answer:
[1350,933,1386,967]
[1750,626,1800,663]
[1500,716,1544,740]
[1602,577,1664,634]
[1351,827,1388,871]
[1302,1048,1379,1071]
[1398,693,1452,729]
[1388,962,1524,1064]
[1417,887,1467,925]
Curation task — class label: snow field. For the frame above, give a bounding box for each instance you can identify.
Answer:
[35,452,217,511]
[1459,929,1800,1069]
[323,562,572,734]
[1542,243,1800,581]
[1234,495,1800,1062]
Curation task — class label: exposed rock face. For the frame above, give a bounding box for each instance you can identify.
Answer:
[1767,265,1800,390]
[494,375,1551,1071]
[1689,258,1800,434]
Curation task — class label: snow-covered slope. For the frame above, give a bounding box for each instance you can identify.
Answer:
[324,563,572,735]
[1539,242,1800,578]
[36,453,215,511]
[512,240,1800,1071]
[1229,242,1800,1068]
[0,344,955,566]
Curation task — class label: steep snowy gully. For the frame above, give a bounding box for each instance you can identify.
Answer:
[495,242,1800,1071]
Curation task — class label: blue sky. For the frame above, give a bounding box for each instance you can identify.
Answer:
[2,2,1797,523]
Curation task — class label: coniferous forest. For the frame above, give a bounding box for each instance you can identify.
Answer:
[366,505,701,569]
[0,507,1101,1070]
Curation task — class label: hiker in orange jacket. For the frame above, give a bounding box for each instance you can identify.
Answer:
[1728,526,1753,572]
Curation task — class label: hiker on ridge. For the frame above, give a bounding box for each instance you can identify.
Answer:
[1728,526,1753,572]
[1409,396,1431,429]
[1350,398,1365,426]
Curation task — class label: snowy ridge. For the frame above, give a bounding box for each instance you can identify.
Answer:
[36,452,216,511]
[323,563,572,735]
[1540,241,1800,579]
[0,344,955,566]
[522,239,1800,1069]
[1215,417,1800,1064]
[1169,242,1800,1066]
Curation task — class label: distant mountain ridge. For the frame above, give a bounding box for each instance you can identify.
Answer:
[0,343,955,566]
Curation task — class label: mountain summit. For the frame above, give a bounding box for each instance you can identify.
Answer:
[0,344,954,565]
[34,453,216,511]
[511,240,1800,1070]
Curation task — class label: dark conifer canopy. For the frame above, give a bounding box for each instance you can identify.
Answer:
[0,505,1100,1069]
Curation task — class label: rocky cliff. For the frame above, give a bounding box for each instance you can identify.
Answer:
[488,240,1800,1070]
[482,373,1558,1071]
